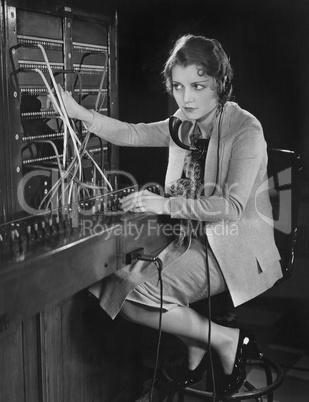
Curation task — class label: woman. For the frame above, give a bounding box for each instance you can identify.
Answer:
[56,35,282,396]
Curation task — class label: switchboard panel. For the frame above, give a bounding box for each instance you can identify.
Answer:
[1,1,118,219]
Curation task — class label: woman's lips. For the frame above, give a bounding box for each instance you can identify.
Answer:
[183,107,196,113]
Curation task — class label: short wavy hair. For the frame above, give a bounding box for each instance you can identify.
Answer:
[163,34,233,107]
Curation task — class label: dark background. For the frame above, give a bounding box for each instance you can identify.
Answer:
[113,0,309,190]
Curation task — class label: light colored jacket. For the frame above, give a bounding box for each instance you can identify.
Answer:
[88,102,282,306]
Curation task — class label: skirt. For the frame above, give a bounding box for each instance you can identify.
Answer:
[88,237,227,319]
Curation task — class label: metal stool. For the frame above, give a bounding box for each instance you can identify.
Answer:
[174,355,285,402]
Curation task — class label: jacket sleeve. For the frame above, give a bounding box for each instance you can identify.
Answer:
[169,117,266,222]
[86,111,170,147]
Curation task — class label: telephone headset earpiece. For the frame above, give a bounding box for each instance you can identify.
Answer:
[222,74,228,92]
[168,116,210,160]
[212,38,233,105]
[168,104,224,165]
[220,74,232,102]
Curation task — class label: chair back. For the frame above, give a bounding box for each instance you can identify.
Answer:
[267,148,302,282]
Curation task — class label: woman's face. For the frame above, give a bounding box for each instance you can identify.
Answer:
[171,64,218,121]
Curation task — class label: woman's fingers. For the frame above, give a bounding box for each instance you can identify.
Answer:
[46,84,62,110]
[120,190,145,212]
[120,190,168,215]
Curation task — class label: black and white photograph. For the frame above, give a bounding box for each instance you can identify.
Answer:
[0,0,308,401]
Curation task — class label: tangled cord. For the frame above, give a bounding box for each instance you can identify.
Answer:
[32,44,113,211]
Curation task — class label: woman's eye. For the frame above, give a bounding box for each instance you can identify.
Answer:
[194,84,204,90]
[172,83,182,90]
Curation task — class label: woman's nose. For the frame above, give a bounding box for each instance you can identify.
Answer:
[183,88,194,104]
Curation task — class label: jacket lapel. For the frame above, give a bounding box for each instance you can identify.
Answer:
[165,140,187,189]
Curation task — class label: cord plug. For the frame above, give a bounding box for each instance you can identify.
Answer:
[125,247,144,264]
[125,247,158,264]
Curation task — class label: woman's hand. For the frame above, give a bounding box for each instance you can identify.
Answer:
[120,190,171,215]
[46,84,93,125]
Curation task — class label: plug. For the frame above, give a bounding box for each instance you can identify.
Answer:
[125,247,144,264]
[125,247,158,264]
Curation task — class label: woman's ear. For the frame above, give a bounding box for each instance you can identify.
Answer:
[210,77,218,92]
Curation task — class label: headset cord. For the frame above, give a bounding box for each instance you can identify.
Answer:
[136,255,163,402]
[205,107,223,401]
[204,234,216,402]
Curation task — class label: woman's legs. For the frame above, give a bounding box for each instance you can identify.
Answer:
[175,335,207,370]
[121,300,239,375]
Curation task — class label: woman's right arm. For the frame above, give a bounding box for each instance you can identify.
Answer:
[57,85,170,148]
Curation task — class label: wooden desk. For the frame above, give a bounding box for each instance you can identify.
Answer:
[0,212,173,402]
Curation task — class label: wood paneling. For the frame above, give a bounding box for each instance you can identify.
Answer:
[0,325,26,402]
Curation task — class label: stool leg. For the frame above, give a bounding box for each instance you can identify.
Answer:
[264,365,274,402]
[244,380,263,402]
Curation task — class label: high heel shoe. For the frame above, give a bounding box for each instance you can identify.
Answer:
[214,329,263,397]
[162,351,208,388]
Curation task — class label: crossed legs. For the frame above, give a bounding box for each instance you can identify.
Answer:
[120,300,239,375]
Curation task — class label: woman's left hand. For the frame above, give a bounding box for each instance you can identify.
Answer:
[120,190,171,215]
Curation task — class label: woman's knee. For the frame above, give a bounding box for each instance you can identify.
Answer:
[120,300,158,326]
[120,300,144,323]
